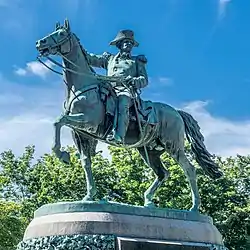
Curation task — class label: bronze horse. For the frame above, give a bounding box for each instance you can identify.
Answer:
[35,19,222,211]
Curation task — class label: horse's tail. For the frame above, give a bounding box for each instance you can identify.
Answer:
[178,110,223,179]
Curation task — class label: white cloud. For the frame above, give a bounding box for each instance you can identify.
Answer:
[0,73,110,160]
[218,0,231,20]
[1,71,250,160]
[0,113,110,160]
[158,77,174,86]
[14,68,27,76]
[0,93,24,105]
[148,76,173,86]
[0,114,54,157]
[14,60,54,79]
[2,98,250,160]
[198,0,232,59]
[182,100,250,157]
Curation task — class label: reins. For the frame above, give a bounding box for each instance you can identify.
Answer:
[37,53,123,83]
[36,32,127,114]
[36,30,150,162]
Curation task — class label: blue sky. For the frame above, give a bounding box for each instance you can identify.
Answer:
[0,0,250,158]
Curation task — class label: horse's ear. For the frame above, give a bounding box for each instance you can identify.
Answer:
[55,22,60,30]
[64,18,70,31]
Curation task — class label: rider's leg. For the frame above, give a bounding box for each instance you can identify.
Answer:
[113,95,131,143]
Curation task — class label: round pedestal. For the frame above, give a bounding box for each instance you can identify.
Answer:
[17,201,228,250]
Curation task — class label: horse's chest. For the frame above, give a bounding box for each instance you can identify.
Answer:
[107,58,136,77]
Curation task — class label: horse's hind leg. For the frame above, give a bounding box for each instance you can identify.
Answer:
[138,147,169,207]
[172,149,201,212]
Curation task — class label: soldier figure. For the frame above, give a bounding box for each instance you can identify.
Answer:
[86,30,148,144]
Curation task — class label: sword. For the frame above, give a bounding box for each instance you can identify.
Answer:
[129,86,150,166]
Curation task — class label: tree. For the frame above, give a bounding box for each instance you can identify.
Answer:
[0,145,249,249]
[0,201,25,250]
[108,147,250,249]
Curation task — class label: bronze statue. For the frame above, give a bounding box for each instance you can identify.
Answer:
[35,19,223,211]
[86,29,148,144]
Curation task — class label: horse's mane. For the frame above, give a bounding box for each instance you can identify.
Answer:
[73,33,96,74]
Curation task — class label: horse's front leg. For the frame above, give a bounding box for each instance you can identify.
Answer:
[72,131,98,201]
[52,115,71,164]
[52,102,100,164]
[52,112,96,164]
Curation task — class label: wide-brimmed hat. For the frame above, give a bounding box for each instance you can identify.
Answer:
[109,29,139,47]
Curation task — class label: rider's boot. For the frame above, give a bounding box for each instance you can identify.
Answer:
[107,95,131,144]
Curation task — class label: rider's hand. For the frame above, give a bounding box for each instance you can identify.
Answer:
[125,75,133,83]
[125,75,135,89]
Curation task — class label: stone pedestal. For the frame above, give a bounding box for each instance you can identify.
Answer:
[17,201,228,249]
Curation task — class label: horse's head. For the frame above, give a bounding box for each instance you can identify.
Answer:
[36,19,73,57]
[36,18,98,92]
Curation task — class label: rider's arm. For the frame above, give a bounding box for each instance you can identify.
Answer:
[133,55,148,89]
[86,52,112,69]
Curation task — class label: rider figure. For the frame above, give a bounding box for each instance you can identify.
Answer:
[86,30,148,144]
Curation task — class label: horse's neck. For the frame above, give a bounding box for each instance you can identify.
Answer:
[63,34,96,93]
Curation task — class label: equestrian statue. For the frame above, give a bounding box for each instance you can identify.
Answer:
[35,19,223,211]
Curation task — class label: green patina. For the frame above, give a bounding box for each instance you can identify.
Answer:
[34,201,212,223]
[209,246,229,250]
[17,234,228,250]
[35,18,223,212]
[17,234,115,250]
[14,17,229,250]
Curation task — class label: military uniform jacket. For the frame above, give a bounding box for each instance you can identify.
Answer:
[86,51,148,97]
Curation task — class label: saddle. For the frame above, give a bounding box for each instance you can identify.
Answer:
[99,85,158,126]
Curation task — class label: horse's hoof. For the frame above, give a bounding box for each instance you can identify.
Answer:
[82,195,93,202]
[189,206,199,213]
[144,201,156,208]
[99,197,109,203]
[60,151,71,165]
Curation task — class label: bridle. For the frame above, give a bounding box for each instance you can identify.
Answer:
[36,30,128,116]
[36,31,123,83]
[36,28,148,161]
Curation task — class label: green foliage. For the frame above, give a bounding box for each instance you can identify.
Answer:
[108,147,153,205]
[0,145,249,249]
[0,201,25,250]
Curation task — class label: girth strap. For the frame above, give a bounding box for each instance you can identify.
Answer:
[64,84,99,114]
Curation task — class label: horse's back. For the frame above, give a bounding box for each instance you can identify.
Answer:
[149,100,185,151]
[150,101,184,126]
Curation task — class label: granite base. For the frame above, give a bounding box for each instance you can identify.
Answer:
[18,201,228,250]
